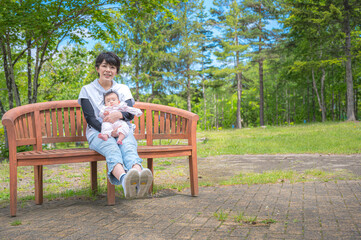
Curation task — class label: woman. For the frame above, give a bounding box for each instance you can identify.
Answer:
[78,52,153,198]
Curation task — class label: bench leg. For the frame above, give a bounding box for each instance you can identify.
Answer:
[107,178,115,205]
[34,165,43,205]
[10,163,17,217]
[90,162,97,194]
[105,165,115,205]
[189,155,199,196]
[147,158,154,194]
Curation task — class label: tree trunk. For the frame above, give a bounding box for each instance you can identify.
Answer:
[355,88,358,119]
[27,40,32,103]
[259,44,264,126]
[286,88,290,123]
[307,80,310,123]
[331,90,335,121]
[320,68,326,121]
[135,64,140,101]
[311,68,326,122]
[187,64,191,112]
[5,34,21,107]
[0,99,5,117]
[215,93,218,129]
[258,4,264,126]
[202,79,207,130]
[343,0,355,120]
[275,86,278,125]
[0,36,14,109]
[235,35,242,129]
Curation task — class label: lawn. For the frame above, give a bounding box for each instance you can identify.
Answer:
[197,121,361,156]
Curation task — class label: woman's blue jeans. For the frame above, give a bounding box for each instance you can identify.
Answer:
[88,131,143,185]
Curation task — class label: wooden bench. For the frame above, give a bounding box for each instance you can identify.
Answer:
[2,100,199,216]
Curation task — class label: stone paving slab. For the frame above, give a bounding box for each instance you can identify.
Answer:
[0,154,360,239]
[0,180,360,239]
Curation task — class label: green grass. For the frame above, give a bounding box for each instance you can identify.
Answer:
[10,220,22,226]
[213,209,229,221]
[197,121,361,156]
[221,169,360,186]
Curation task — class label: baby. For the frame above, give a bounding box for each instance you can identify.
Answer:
[98,91,142,144]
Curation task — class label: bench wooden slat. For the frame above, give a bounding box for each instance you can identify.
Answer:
[76,107,82,136]
[27,113,35,138]
[42,136,86,144]
[40,111,46,137]
[16,117,24,139]
[45,110,51,137]
[176,116,181,133]
[140,111,145,136]
[51,109,57,137]
[82,110,87,137]
[57,109,63,137]
[16,145,193,160]
[160,112,165,133]
[70,107,76,137]
[64,108,70,137]
[22,115,28,138]
[154,111,159,134]
[134,114,139,134]
[166,113,170,134]
[171,113,176,134]
[182,117,187,133]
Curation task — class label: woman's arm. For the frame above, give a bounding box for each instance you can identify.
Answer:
[121,99,135,121]
[80,98,102,132]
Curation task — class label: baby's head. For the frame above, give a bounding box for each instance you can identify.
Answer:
[104,90,120,106]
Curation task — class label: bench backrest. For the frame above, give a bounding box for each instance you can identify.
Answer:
[2,100,199,150]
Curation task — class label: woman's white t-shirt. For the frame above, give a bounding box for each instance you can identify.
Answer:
[78,79,134,139]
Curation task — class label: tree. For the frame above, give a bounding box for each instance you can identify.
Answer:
[0,0,184,117]
[210,0,250,128]
[109,7,177,103]
[173,0,206,112]
[243,0,281,126]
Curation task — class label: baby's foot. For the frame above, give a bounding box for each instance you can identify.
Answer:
[98,133,108,141]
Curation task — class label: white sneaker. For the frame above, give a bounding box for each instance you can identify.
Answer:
[137,168,153,198]
[122,169,139,199]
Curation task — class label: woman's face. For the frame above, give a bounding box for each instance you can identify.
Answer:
[96,60,117,82]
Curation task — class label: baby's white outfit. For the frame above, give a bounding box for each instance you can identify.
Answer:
[99,102,142,138]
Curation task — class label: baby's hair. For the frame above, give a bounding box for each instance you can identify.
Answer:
[103,90,119,103]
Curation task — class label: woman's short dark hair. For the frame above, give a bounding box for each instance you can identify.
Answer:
[95,52,120,74]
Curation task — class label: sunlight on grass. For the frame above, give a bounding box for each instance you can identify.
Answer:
[197,121,361,157]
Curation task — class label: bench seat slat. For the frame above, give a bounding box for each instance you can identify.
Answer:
[16,145,193,161]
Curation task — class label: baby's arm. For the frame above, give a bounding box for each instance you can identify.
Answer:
[99,106,108,119]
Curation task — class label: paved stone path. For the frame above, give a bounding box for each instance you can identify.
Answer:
[0,155,360,240]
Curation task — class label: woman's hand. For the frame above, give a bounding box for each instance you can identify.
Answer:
[103,111,123,124]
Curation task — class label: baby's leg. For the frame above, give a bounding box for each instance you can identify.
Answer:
[98,122,113,141]
[116,121,130,145]
[116,133,126,145]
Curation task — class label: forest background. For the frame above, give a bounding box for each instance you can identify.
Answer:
[1,0,361,134]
